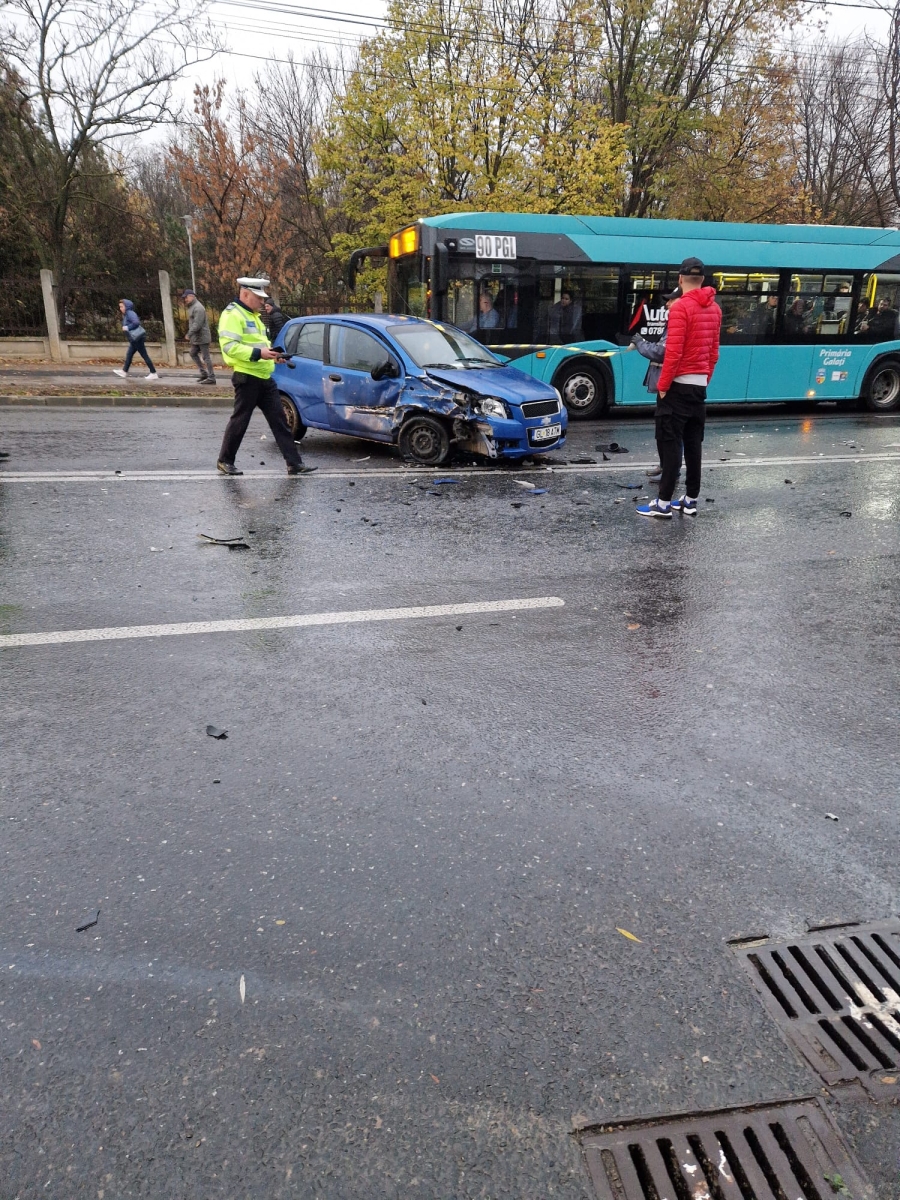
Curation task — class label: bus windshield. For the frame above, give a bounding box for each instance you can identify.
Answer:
[387,322,502,368]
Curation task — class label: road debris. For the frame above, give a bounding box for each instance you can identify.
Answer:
[433,478,462,485]
[570,458,597,465]
[616,927,642,943]
[206,725,228,739]
[617,483,642,490]
[825,812,839,821]
[76,909,100,933]
[199,534,250,550]
[239,974,246,1003]
[595,442,628,453]
[839,510,852,517]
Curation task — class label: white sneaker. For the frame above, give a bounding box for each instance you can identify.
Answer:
[145,372,160,381]
[113,369,127,378]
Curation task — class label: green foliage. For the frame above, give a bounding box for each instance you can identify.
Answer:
[319,0,627,254]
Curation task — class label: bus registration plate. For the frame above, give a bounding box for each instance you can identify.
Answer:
[476,234,517,260]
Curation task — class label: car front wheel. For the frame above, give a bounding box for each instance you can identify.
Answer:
[280,393,307,439]
[398,415,450,465]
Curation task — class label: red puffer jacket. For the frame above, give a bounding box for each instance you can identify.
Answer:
[657,286,722,394]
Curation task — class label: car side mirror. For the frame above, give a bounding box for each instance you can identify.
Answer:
[372,358,400,381]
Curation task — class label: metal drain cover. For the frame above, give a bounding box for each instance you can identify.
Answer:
[733,919,900,1095]
[580,1097,872,1200]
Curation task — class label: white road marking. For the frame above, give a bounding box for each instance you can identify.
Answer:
[1,451,899,483]
[0,596,565,650]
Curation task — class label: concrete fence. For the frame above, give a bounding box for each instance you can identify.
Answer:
[0,270,222,366]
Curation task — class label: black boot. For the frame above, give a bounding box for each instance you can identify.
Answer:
[217,461,243,476]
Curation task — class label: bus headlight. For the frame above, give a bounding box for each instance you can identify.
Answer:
[476,397,509,419]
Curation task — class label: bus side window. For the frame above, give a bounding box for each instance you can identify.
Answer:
[855,273,900,341]
[713,272,779,342]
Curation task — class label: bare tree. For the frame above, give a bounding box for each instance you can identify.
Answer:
[794,39,896,227]
[878,2,900,219]
[1,0,219,281]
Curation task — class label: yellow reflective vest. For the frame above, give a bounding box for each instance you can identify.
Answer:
[217,300,273,379]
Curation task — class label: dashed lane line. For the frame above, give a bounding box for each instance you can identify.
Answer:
[0,452,898,483]
[0,596,565,650]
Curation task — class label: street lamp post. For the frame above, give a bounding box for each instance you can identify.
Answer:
[181,215,196,294]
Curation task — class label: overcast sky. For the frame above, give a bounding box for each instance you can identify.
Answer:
[179,0,893,99]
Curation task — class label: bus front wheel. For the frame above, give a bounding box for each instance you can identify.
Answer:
[865,359,900,412]
[555,363,608,420]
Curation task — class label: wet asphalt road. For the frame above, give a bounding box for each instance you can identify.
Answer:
[1,407,900,1198]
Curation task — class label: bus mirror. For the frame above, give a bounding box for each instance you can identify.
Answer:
[433,243,450,294]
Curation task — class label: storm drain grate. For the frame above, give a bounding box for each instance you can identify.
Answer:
[580,1098,872,1200]
[733,919,900,1096]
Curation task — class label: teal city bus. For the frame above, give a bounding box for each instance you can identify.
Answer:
[348,213,900,418]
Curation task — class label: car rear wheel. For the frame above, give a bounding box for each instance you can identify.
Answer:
[398,415,450,465]
[280,393,307,439]
[555,362,608,419]
[865,358,900,412]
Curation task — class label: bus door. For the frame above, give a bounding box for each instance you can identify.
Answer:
[710,273,777,400]
[620,270,678,405]
[445,272,534,347]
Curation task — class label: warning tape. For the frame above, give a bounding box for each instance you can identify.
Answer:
[490,344,627,359]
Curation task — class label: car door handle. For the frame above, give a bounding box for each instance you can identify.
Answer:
[329,373,342,382]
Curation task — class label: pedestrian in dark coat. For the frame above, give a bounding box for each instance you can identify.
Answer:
[113,300,159,380]
[629,287,681,483]
[183,289,216,384]
[263,299,287,342]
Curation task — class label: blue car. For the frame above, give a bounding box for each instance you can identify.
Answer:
[273,314,567,466]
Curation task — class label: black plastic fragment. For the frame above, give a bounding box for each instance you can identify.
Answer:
[840,510,852,517]
[617,483,642,490]
[595,442,627,453]
[76,909,100,933]
[206,725,228,739]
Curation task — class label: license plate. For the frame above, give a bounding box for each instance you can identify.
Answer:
[532,424,561,442]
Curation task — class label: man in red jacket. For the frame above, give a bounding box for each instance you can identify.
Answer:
[637,257,721,519]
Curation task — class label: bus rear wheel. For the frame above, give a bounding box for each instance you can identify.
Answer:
[280,393,307,439]
[555,362,608,419]
[865,358,900,412]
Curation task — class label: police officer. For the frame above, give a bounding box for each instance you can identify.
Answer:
[216,276,315,476]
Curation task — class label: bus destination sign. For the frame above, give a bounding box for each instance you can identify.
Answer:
[475,234,517,260]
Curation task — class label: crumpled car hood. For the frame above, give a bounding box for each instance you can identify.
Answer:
[423,365,559,406]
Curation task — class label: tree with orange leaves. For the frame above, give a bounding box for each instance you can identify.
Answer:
[170,81,287,297]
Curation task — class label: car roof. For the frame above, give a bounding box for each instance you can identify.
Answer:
[292,313,428,330]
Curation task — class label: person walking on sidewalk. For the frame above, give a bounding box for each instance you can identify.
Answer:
[216,276,316,477]
[183,289,216,385]
[113,300,159,381]
[637,258,721,519]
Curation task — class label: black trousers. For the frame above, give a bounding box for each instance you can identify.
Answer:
[656,382,706,501]
[219,372,301,467]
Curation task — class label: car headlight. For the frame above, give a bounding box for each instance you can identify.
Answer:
[553,387,563,406]
[476,396,509,419]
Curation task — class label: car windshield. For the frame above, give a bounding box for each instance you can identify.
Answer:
[387,322,502,369]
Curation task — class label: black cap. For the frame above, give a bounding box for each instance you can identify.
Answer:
[678,257,705,277]
[664,287,682,301]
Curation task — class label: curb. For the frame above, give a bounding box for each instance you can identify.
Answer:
[0,394,232,408]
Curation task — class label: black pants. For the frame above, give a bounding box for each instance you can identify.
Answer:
[656,382,706,501]
[123,336,155,374]
[219,373,301,467]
